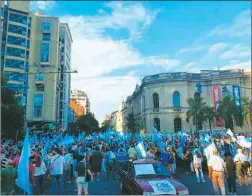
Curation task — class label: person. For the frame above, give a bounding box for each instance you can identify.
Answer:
[64,150,74,189]
[248,151,252,174]
[184,149,193,175]
[34,155,47,195]
[1,162,17,195]
[50,148,65,195]
[167,147,174,175]
[155,146,161,161]
[171,147,177,175]
[146,148,155,159]
[91,146,103,181]
[128,144,137,159]
[75,155,93,195]
[12,151,21,168]
[208,150,226,195]
[193,150,205,183]
[224,152,236,195]
[234,148,249,186]
[28,156,35,192]
[117,144,126,155]
[161,148,169,171]
[105,147,117,180]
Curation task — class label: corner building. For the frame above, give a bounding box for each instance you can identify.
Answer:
[124,69,251,133]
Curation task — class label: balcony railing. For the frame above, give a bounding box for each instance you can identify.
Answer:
[173,107,181,112]
[153,108,159,112]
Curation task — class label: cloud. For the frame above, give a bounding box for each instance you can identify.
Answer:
[208,10,251,37]
[30,1,55,11]
[184,62,198,69]
[71,74,140,123]
[220,60,251,72]
[177,45,205,55]
[219,44,251,60]
[208,43,229,53]
[59,2,178,122]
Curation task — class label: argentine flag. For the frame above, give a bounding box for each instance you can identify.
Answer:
[135,142,147,158]
[17,130,32,195]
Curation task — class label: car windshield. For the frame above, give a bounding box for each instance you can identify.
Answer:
[134,163,171,178]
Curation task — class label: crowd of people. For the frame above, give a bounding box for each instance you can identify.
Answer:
[0,128,251,195]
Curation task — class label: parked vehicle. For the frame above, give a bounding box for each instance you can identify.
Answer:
[119,159,189,195]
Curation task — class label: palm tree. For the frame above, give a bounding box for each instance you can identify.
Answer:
[186,94,206,130]
[216,96,241,130]
[202,106,215,131]
[242,97,252,126]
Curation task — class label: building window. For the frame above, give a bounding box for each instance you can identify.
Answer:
[142,96,145,112]
[42,33,50,41]
[5,58,25,69]
[41,43,49,62]
[173,91,181,108]
[6,47,25,58]
[28,18,32,28]
[153,93,159,108]
[7,35,26,47]
[154,118,160,131]
[5,71,24,82]
[27,40,30,48]
[36,84,44,92]
[8,24,27,35]
[42,23,51,31]
[174,118,182,132]
[33,94,43,118]
[36,72,44,81]
[28,29,30,38]
[9,13,27,25]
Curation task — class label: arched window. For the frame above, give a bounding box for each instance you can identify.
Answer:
[154,118,160,131]
[153,93,159,108]
[174,118,182,132]
[173,91,180,108]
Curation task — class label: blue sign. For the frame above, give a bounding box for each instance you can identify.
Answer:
[232,85,241,108]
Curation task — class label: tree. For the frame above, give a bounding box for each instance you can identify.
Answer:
[186,94,206,130]
[76,113,99,134]
[201,106,215,131]
[216,96,242,130]
[100,118,110,132]
[126,113,136,134]
[1,74,24,139]
[242,97,252,126]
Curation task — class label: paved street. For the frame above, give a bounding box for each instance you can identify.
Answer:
[14,166,251,195]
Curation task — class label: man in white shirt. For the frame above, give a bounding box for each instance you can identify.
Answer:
[234,148,249,186]
[208,150,226,195]
[50,148,65,195]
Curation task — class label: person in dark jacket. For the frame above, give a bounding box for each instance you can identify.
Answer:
[184,149,193,175]
[224,152,236,195]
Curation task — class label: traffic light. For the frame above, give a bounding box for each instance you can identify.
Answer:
[196,82,202,94]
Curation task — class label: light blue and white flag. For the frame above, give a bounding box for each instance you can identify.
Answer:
[135,142,147,158]
[17,130,32,195]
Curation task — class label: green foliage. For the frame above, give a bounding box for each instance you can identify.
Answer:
[126,113,136,134]
[242,97,252,125]
[1,74,24,139]
[186,95,206,130]
[216,96,242,130]
[201,106,215,131]
[76,113,99,134]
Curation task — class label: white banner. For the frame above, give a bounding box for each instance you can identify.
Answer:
[148,180,176,195]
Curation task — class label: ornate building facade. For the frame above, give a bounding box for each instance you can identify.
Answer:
[123,69,251,133]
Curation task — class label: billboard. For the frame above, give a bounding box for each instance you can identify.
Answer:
[212,86,222,126]
[232,85,241,109]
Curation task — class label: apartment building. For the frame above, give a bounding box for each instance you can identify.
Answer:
[70,89,90,115]
[1,1,31,108]
[1,1,73,131]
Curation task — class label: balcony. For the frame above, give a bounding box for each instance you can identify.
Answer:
[153,108,159,112]
[173,107,181,112]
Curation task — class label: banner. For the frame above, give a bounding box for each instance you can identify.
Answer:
[212,86,222,125]
[232,85,241,109]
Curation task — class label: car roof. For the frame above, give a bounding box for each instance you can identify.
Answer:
[131,159,161,164]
